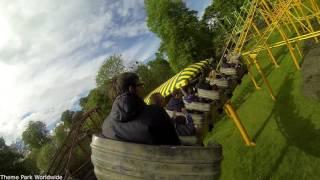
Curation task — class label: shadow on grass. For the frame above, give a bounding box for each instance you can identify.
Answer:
[273,75,320,157]
[232,47,288,109]
[252,45,303,142]
[252,110,274,142]
[262,145,289,180]
[259,74,320,179]
[232,63,273,108]
[233,33,302,109]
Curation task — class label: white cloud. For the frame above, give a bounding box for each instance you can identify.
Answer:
[0,0,149,144]
[122,35,160,62]
[111,22,149,38]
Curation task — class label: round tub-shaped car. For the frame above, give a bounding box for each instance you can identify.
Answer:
[91,135,223,180]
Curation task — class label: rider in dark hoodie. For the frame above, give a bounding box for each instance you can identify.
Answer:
[102,72,180,145]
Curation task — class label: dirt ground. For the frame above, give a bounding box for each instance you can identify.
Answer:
[301,44,320,102]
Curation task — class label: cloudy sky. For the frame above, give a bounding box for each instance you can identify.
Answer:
[0,0,211,144]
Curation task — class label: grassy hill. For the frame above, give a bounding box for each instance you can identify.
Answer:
[205,41,320,180]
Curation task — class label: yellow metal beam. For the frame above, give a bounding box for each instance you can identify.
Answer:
[252,22,279,68]
[243,30,320,55]
[235,0,261,53]
[224,101,256,146]
[249,54,277,101]
[245,0,295,54]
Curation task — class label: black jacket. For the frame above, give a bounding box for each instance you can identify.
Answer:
[102,92,180,145]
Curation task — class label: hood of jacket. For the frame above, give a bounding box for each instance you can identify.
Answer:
[108,92,146,122]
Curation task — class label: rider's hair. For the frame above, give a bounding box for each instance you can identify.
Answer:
[108,72,140,100]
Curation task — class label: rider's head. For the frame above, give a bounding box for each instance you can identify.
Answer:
[172,90,183,99]
[150,93,165,107]
[109,72,144,100]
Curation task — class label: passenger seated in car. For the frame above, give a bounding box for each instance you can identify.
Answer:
[166,90,196,136]
[172,115,195,136]
[166,90,185,112]
[181,87,198,103]
[102,72,180,145]
[149,92,166,108]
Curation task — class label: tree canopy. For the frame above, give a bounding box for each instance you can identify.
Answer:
[53,123,69,147]
[208,0,245,18]
[60,110,74,127]
[145,0,214,72]
[96,54,125,91]
[0,137,38,175]
[0,137,6,150]
[134,56,174,96]
[36,143,57,172]
[80,88,111,117]
[22,121,50,149]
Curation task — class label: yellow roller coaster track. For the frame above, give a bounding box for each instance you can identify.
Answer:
[213,0,320,146]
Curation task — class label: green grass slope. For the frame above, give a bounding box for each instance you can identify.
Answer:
[205,44,320,180]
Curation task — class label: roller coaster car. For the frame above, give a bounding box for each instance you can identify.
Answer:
[197,88,220,101]
[219,67,237,76]
[220,63,247,79]
[184,101,211,112]
[219,64,247,91]
[91,135,223,180]
[210,78,229,89]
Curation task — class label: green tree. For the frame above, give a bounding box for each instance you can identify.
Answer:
[60,110,74,127]
[96,54,125,91]
[0,147,23,174]
[79,97,88,109]
[135,58,174,96]
[145,0,214,72]
[82,88,111,117]
[21,147,40,174]
[79,54,122,125]
[210,0,245,18]
[22,121,50,149]
[0,138,38,174]
[147,58,174,83]
[0,137,6,150]
[202,0,246,58]
[36,143,57,172]
[135,64,153,95]
[202,0,241,31]
[53,123,69,147]
[202,3,216,26]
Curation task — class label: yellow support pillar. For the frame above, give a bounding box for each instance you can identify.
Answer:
[277,25,301,70]
[286,12,301,36]
[259,9,271,26]
[252,22,279,68]
[296,2,319,42]
[292,5,308,33]
[224,101,256,147]
[309,0,320,24]
[294,42,303,58]
[216,19,238,44]
[249,54,277,101]
[243,56,261,90]
[235,0,260,53]
[248,69,261,90]
[235,8,261,44]
[283,16,293,34]
[286,13,303,58]
[261,0,272,14]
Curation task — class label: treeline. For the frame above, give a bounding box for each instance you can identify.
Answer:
[1,0,246,174]
[0,54,175,174]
